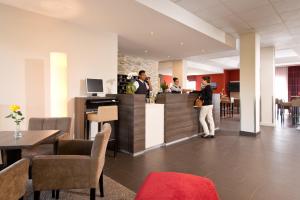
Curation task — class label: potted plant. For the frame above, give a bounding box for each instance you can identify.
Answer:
[5,104,25,138]
[126,72,137,94]
[160,81,169,93]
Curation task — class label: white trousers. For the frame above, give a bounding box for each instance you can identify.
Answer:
[199,105,215,135]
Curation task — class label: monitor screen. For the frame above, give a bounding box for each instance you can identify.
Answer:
[86,78,103,93]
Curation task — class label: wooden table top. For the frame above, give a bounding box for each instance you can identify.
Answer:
[0,130,60,149]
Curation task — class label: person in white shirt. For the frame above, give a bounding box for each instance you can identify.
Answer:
[170,77,182,93]
[134,70,152,95]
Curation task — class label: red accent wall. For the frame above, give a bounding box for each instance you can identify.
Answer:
[160,75,173,85]
[187,74,225,93]
[187,69,240,94]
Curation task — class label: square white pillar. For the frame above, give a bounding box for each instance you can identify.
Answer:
[172,60,187,88]
[240,32,261,135]
[260,47,275,126]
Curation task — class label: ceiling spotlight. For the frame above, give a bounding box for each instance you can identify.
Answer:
[201,49,206,53]
[167,56,170,58]
[150,31,154,36]
[180,42,184,46]
[144,50,148,53]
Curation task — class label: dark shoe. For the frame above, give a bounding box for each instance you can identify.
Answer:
[201,134,210,138]
[209,135,215,138]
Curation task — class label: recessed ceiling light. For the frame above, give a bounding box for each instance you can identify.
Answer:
[201,49,205,53]
[180,42,184,46]
[150,31,154,36]
[167,56,170,58]
[144,50,148,53]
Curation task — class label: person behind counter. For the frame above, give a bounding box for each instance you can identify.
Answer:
[170,77,182,93]
[134,70,153,95]
[170,77,192,94]
[199,76,215,139]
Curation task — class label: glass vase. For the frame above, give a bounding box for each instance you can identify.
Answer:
[14,124,22,138]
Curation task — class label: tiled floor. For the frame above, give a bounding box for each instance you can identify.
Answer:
[105,117,300,200]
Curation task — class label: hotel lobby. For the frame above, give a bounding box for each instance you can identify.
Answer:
[1,0,300,200]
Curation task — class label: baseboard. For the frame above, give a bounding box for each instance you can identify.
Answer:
[239,130,260,137]
[260,122,275,127]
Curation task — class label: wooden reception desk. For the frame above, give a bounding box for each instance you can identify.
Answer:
[75,94,220,156]
[156,93,220,144]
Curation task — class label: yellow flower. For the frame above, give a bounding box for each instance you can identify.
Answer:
[9,104,20,112]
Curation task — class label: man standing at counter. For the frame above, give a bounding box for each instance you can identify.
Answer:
[134,70,152,95]
[199,76,215,138]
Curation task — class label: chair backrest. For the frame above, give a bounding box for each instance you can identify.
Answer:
[0,159,29,200]
[291,99,300,107]
[90,123,111,186]
[28,117,71,133]
[96,105,118,122]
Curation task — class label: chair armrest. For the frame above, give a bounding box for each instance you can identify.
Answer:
[32,155,91,191]
[57,140,93,155]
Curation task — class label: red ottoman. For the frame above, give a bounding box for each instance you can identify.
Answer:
[135,172,219,200]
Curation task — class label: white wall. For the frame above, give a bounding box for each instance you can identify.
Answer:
[0,4,118,132]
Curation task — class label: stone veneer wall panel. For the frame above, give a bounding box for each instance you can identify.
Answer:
[118,54,159,94]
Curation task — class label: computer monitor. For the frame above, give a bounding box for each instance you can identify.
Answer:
[86,78,103,96]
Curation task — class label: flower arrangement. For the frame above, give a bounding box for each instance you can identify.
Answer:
[5,104,24,138]
[127,72,138,80]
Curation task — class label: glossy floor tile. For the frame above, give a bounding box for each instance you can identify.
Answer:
[105,117,300,200]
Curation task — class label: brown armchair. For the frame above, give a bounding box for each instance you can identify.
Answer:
[22,117,72,158]
[32,123,111,200]
[0,159,29,200]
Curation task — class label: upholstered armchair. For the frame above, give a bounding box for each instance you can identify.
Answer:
[22,117,72,158]
[0,159,29,200]
[32,123,111,200]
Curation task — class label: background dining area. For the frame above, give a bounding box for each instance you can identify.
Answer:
[275,66,300,129]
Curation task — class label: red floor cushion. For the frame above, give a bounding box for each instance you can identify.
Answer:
[135,172,219,200]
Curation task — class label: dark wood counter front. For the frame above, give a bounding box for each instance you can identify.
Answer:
[156,93,220,144]
[117,94,146,154]
[156,93,199,143]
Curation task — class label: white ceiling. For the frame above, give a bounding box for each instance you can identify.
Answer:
[0,0,235,61]
[172,0,300,67]
[2,0,300,74]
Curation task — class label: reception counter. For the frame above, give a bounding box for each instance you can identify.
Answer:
[116,93,220,155]
[156,93,220,144]
[156,93,199,143]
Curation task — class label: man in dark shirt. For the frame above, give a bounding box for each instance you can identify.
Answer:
[134,70,152,95]
[199,76,215,138]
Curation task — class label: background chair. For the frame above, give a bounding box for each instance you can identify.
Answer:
[32,123,111,200]
[22,117,72,159]
[0,159,29,200]
[87,105,118,157]
[291,99,300,127]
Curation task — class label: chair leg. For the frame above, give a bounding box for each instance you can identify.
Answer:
[99,171,104,197]
[90,188,96,200]
[34,191,40,200]
[52,190,55,198]
[19,197,24,200]
[55,190,60,199]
